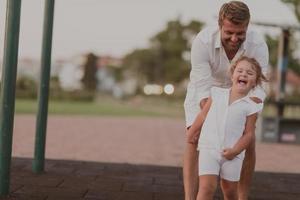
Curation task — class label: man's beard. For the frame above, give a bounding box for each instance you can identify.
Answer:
[224,40,242,52]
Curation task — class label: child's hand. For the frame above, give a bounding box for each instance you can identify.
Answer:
[222,148,238,160]
[186,129,199,145]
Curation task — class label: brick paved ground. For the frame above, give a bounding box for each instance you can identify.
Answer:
[1,114,299,199]
[3,158,300,200]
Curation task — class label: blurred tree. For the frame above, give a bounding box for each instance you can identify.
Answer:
[15,76,37,99]
[281,0,300,20]
[265,34,278,68]
[122,19,203,86]
[122,49,156,86]
[264,1,300,75]
[265,34,300,75]
[149,19,203,83]
[81,53,98,91]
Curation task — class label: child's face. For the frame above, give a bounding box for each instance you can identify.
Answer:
[231,60,257,94]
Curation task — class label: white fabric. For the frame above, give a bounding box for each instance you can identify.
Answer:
[184,25,269,127]
[199,148,243,181]
[197,87,263,159]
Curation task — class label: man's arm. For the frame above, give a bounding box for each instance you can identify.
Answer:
[184,33,213,127]
[222,113,257,160]
[186,97,212,144]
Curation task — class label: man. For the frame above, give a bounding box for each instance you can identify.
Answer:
[183,1,269,200]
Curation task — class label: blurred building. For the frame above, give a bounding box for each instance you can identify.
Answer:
[268,68,300,98]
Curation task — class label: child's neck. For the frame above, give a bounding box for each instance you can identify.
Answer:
[229,87,249,105]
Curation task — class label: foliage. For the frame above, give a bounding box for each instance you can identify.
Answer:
[15,76,37,99]
[122,19,203,87]
[50,90,95,102]
[107,65,123,82]
[122,49,157,86]
[15,76,95,101]
[265,34,300,75]
[81,53,98,91]
[50,76,94,101]
[278,0,300,74]
[281,0,300,21]
[265,34,278,68]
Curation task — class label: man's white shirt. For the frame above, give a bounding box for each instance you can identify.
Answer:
[197,87,263,159]
[184,25,269,127]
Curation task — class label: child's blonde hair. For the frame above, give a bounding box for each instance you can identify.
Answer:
[230,56,268,86]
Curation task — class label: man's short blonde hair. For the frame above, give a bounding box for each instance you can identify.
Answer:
[218,1,250,26]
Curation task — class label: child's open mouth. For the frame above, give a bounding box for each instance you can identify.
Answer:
[238,79,247,85]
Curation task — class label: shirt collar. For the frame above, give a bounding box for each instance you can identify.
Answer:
[240,41,246,51]
[227,88,253,105]
[215,31,221,49]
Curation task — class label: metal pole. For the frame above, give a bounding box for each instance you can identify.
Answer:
[0,0,22,195]
[33,0,55,173]
[276,29,289,143]
[276,29,289,117]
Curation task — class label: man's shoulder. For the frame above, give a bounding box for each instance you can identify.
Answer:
[196,25,219,43]
[245,27,266,45]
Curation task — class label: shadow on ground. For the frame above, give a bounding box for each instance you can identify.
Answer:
[2,157,300,200]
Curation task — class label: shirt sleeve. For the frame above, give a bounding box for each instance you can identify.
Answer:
[247,102,264,116]
[210,86,219,100]
[249,41,269,101]
[184,33,213,127]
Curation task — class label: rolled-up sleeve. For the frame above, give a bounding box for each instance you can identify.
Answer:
[249,41,269,101]
[184,35,212,127]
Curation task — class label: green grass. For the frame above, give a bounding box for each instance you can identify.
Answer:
[15,96,185,118]
[17,96,300,119]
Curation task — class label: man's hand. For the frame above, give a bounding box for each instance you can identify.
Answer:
[200,98,208,109]
[222,148,238,160]
[250,97,262,104]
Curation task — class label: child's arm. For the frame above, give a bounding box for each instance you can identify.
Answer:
[186,97,212,144]
[222,113,257,160]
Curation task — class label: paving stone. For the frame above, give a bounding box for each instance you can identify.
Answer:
[123,182,183,194]
[14,185,87,198]
[154,193,184,200]
[115,192,153,200]
[153,176,183,186]
[98,172,154,183]
[10,184,23,193]
[0,193,47,200]
[7,150,300,200]
[84,190,121,200]
[89,180,123,191]
[8,116,300,199]
[11,175,62,187]
[57,177,96,188]
[47,197,86,200]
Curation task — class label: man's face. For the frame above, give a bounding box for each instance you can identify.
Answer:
[220,19,248,52]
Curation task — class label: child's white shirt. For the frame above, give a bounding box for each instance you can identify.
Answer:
[197,87,263,159]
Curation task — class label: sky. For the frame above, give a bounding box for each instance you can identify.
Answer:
[0,0,299,60]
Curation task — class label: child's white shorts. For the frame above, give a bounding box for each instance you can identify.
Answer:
[198,148,244,182]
